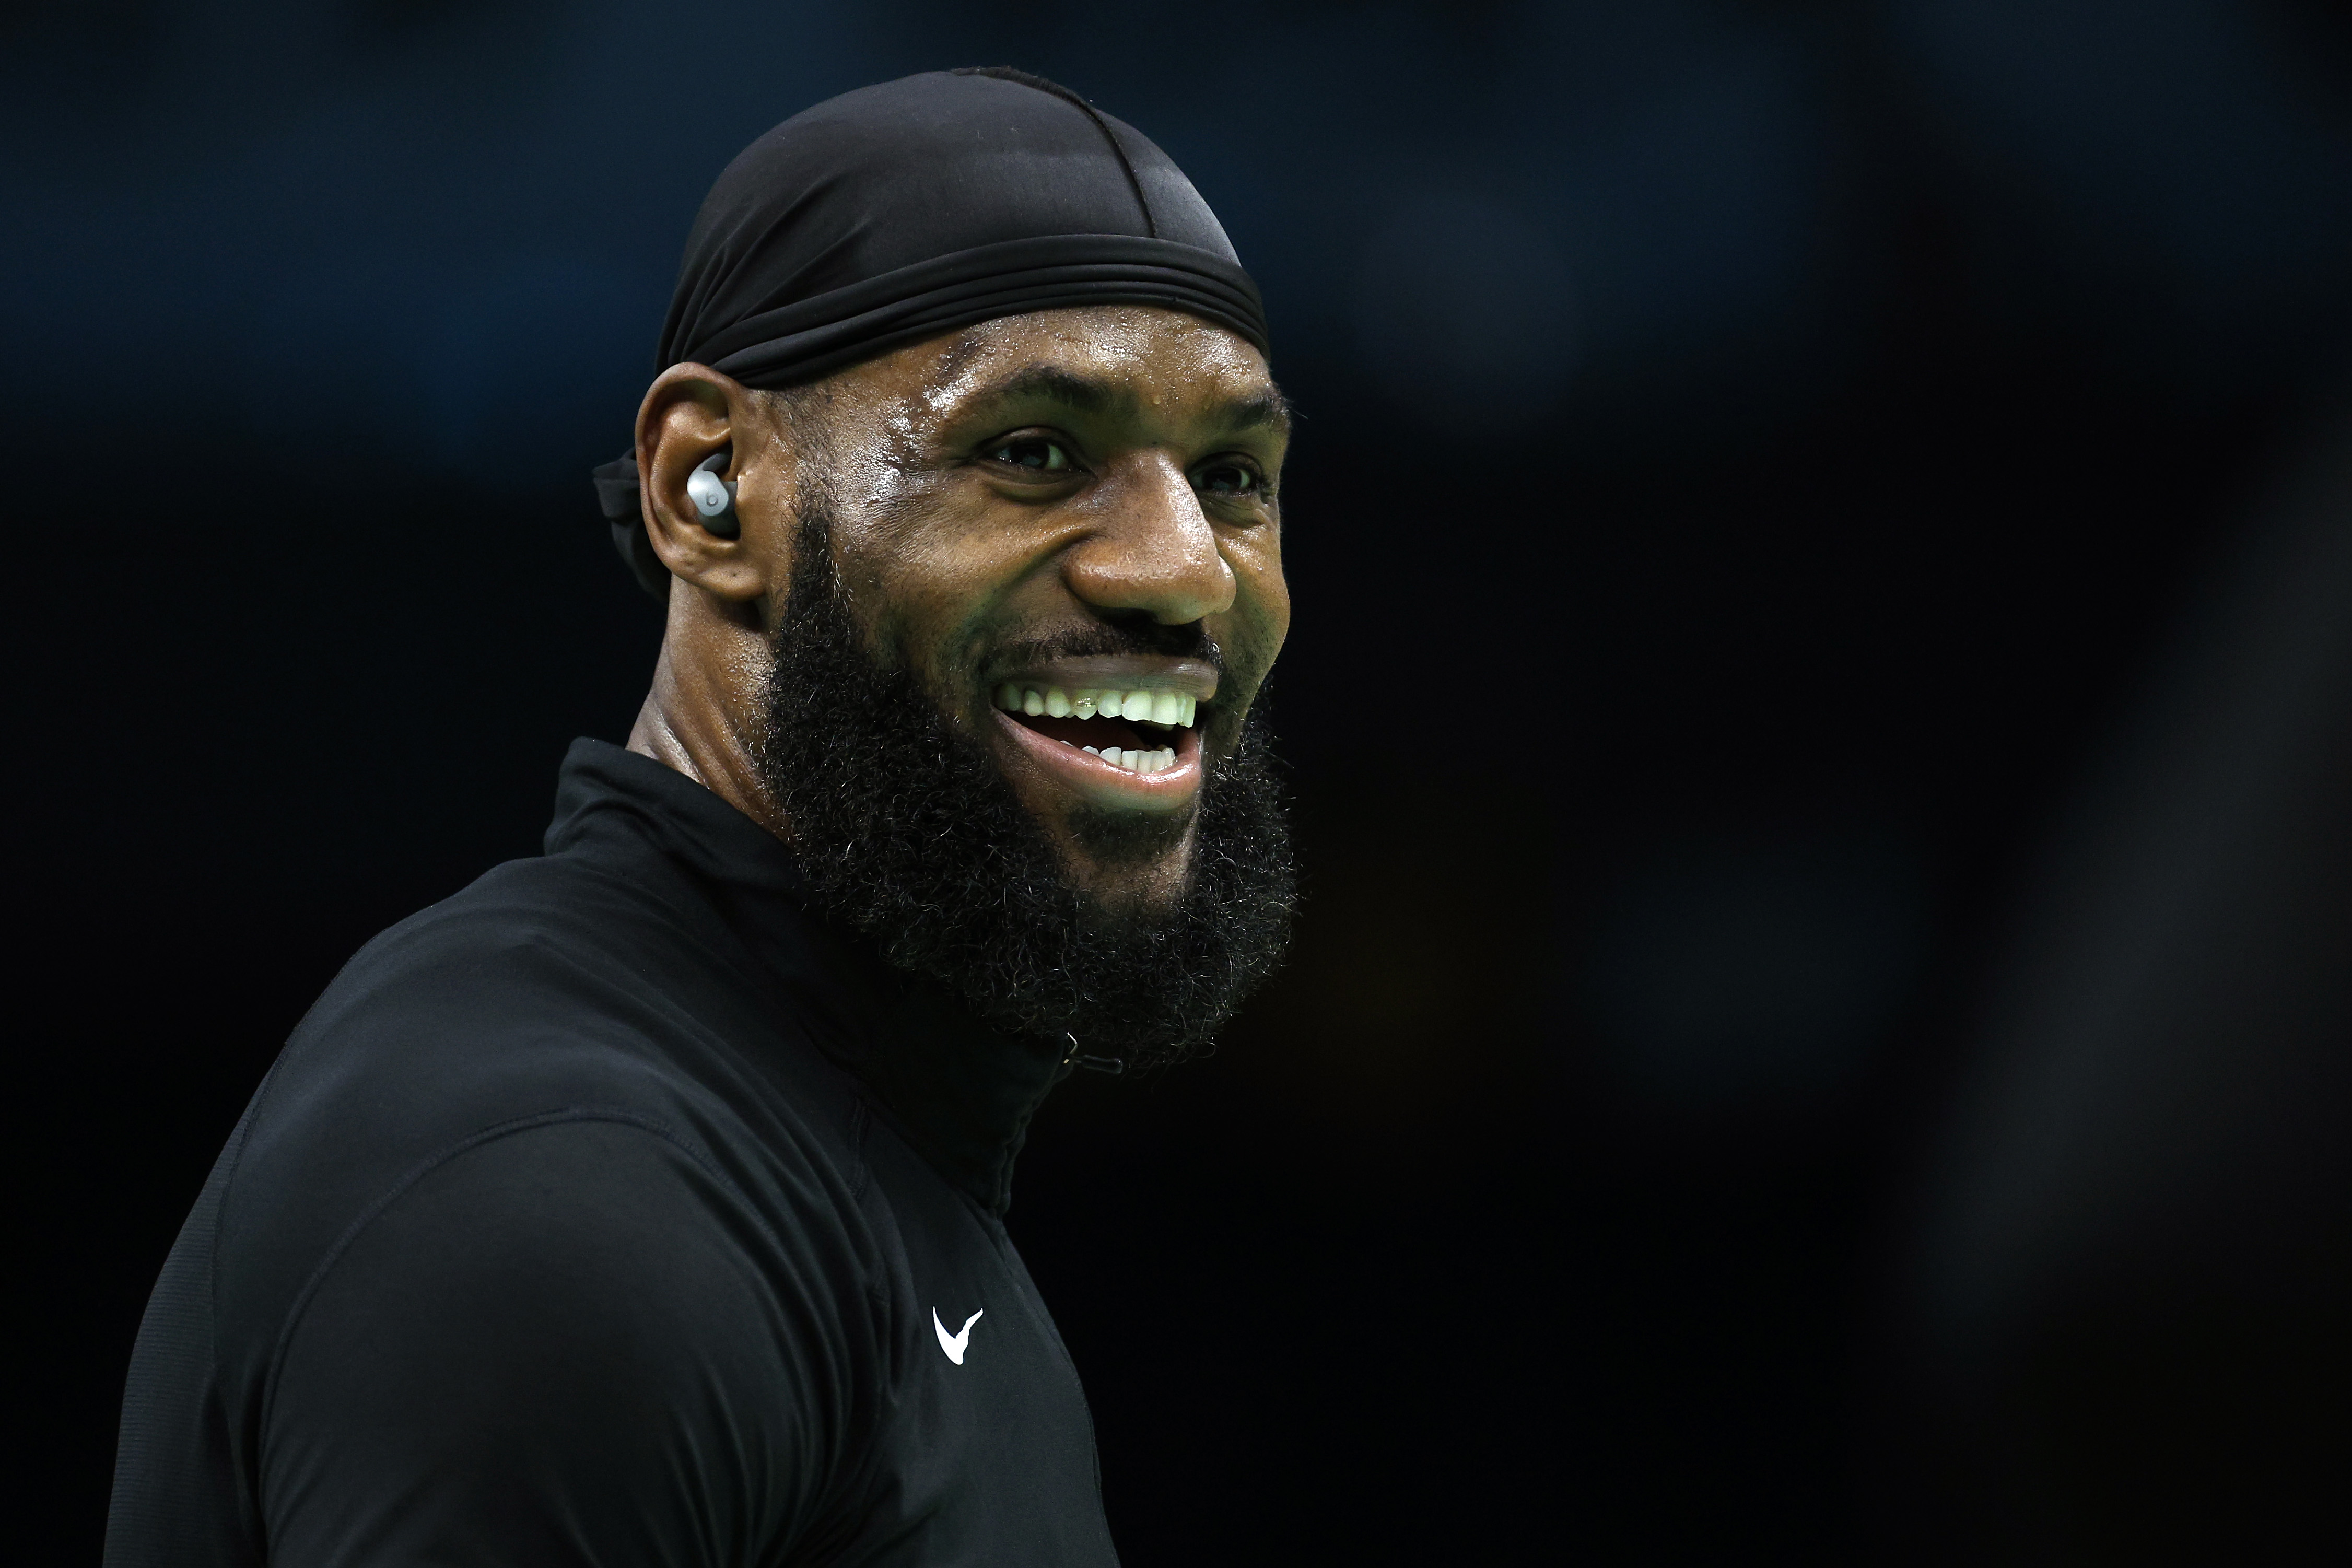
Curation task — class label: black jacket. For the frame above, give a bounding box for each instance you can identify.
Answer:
[105,739,1117,1566]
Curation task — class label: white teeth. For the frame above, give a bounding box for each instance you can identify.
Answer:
[999,681,1202,731]
[1074,743,1177,773]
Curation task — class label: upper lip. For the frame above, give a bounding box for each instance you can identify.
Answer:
[986,656,1220,702]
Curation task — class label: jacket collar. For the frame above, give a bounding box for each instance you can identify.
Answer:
[543,737,1067,1218]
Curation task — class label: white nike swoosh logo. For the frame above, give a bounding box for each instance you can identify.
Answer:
[933,1306,984,1365]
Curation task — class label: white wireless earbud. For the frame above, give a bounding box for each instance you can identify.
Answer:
[685,452,740,537]
[685,467,728,516]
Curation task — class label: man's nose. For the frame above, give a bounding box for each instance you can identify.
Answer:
[1061,454,1236,625]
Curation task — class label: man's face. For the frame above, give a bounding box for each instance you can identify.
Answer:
[763,306,1291,909]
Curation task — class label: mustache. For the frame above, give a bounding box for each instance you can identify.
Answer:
[982,617,1224,672]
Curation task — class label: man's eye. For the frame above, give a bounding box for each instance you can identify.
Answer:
[989,437,1072,473]
[1199,462,1261,497]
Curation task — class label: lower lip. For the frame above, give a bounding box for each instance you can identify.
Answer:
[991,709,1205,810]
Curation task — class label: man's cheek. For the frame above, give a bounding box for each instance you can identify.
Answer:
[1215,590,1287,682]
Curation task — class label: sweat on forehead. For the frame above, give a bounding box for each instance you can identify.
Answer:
[902,310,1289,427]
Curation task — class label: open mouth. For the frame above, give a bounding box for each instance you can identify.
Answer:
[991,681,1199,774]
[982,654,1220,806]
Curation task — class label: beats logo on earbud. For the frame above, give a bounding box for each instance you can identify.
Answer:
[685,452,741,539]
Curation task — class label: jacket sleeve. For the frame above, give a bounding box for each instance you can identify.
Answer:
[257,1116,875,1567]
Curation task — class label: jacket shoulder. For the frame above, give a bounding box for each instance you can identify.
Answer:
[208,848,868,1395]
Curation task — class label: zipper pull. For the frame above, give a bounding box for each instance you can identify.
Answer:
[1061,1032,1128,1075]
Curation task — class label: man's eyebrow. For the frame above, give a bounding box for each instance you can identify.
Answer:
[963,365,1137,419]
[1219,384,1293,435]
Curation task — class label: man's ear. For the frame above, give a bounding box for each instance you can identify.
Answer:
[635,364,785,603]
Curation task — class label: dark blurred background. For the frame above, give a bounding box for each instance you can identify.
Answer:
[10,2,2352,1561]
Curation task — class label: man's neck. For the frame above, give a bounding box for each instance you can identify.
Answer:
[627,623,789,845]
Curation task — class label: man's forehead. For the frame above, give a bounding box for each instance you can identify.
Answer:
[901,307,1283,431]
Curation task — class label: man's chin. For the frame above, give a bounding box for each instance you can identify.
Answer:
[1058,798,1198,881]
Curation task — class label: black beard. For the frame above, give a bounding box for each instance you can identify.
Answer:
[758,501,1296,1068]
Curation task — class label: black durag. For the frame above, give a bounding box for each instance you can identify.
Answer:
[592,66,1270,598]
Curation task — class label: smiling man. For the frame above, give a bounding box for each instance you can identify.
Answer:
[107,69,1294,1567]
